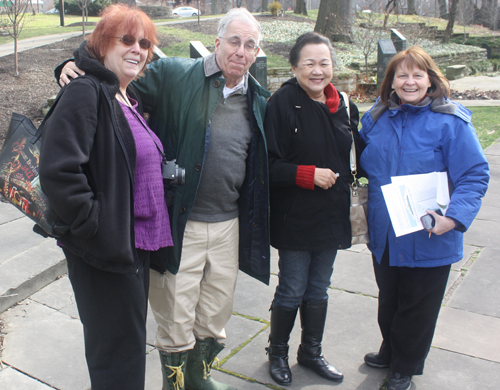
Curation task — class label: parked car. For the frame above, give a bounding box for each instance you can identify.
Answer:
[45,8,59,13]
[172,6,200,17]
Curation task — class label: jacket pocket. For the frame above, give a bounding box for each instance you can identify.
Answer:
[414,228,458,261]
[282,187,299,225]
[71,196,100,239]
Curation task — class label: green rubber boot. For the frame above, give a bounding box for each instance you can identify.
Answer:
[184,338,236,390]
[159,350,188,390]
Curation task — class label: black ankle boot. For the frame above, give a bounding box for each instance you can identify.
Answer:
[265,303,298,386]
[296,300,343,382]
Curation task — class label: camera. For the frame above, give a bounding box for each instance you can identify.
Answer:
[162,159,185,186]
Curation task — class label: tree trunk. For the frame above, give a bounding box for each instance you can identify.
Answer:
[14,24,19,76]
[294,0,306,15]
[82,6,85,41]
[118,0,136,6]
[315,0,354,36]
[383,0,396,29]
[443,0,458,43]
[438,0,447,17]
[211,0,217,15]
[59,0,65,27]
[261,0,268,12]
[480,0,500,30]
[407,0,416,14]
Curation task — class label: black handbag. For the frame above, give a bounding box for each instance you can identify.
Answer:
[341,92,369,245]
[0,90,68,237]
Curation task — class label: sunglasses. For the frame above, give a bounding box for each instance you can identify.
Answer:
[117,35,152,50]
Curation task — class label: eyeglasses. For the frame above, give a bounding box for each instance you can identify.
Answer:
[219,37,259,53]
[117,35,152,50]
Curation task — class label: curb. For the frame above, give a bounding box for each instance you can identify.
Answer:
[0,202,67,313]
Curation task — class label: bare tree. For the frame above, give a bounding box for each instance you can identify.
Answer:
[407,0,416,15]
[457,0,474,42]
[58,0,65,27]
[399,23,429,46]
[315,0,355,39]
[294,0,307,15]
[383,0,397,29]
[438,0,447,17]
[78,0,91,41]
[116,0,136,6]
[352,24,383,81]
[442,0,458,43]
[481,0,500,31]
[4,0,31,76]
[261,0,268,12]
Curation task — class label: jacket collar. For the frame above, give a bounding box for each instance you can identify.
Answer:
[203,52,248,94]
[366,92,465,125]
[74,41,121,97]
[203,52,270,98]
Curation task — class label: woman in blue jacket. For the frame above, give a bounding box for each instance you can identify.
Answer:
[360,46,489,390]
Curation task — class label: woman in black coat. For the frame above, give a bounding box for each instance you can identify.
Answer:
[264,32,361,386]
[39,5,173,389]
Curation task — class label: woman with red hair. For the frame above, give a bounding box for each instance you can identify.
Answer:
[39,5,172,389]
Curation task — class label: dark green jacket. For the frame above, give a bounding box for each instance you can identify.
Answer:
[133,53,271,284]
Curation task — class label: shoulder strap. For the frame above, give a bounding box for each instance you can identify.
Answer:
[340,91,357,177]
[340,91,350,120]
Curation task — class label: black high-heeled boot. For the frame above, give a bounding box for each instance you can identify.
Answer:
[265,303,298,386]
[296,300,344,382]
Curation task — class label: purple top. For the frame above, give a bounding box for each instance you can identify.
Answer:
[119,98,173,251]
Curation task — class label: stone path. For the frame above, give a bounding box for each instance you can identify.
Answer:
[1,141,500,389]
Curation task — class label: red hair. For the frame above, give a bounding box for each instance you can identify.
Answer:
[86,4,158,76]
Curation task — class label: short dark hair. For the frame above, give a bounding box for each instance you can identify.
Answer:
[289,32,336,68]
[380,46,450,104]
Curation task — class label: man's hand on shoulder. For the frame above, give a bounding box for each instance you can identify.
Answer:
[60,61,86,87]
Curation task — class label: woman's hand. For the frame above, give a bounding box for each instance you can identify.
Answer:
[314,168,339,190]
[59,61,86,86]
[426,209,456,236]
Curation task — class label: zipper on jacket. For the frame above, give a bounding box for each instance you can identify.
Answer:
[396,111,409,177]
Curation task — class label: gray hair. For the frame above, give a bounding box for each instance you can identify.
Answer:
[218,8,262,45]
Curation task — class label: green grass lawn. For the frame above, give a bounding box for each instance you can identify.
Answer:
[470,106,500,149]
[157,25,217,58]
[357,106,499,149]
[157,25,290,68]
[0,14,100,45]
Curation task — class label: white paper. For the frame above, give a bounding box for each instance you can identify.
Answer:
[382,172,450,237]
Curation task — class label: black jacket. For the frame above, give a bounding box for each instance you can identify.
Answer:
[264,78,360,251]
[40,45,144,273]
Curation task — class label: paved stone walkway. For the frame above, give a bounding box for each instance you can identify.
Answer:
[1,125,500,390]
[1,29,500,390]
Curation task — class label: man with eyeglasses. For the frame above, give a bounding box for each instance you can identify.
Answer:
[57,7,269,390]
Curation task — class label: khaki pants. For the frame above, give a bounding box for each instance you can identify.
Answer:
[149,218,239,352]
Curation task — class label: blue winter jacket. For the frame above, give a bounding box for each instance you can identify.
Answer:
[360,94,489,268]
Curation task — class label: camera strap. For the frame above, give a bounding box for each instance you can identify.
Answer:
[118,90,167,163]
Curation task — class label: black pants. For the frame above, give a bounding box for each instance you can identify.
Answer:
[64,247,150,390]
[373,248,451,376]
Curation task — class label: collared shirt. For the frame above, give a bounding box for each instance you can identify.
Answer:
[203,52,249,98]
